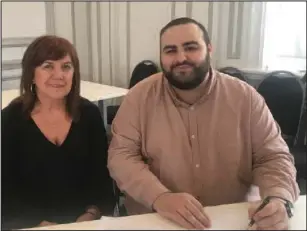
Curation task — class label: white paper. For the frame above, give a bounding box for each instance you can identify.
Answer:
[95,203,250,230]
[24,196,306,230]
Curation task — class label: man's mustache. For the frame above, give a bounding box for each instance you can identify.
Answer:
[171,61,195,70]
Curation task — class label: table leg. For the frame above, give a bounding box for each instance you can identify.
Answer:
[97,100,107,128]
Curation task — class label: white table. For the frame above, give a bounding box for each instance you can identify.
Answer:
[1,80,128,126]
[25,195,306,230]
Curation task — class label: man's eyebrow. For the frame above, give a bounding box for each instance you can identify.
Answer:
[183,41,199,46]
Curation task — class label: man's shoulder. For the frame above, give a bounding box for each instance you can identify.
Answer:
[215,70,263,108]
[126,72,164,100]
[216,71,258,95]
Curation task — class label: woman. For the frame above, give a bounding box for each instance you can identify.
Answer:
[2,35,115,229]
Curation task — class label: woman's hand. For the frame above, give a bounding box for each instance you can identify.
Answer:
[76,212,97,222]
[76,206,101,222]
[37,220,57,227]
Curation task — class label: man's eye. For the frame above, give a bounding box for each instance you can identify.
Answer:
[186,46,198,51]
[166,50,176,54]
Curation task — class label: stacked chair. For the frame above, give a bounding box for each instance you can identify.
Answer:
[218,66,248,82]
[107,60,159,125]
[257,70,306,180]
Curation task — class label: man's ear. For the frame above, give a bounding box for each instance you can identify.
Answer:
[206,44,213,60]
[207,44,213,53]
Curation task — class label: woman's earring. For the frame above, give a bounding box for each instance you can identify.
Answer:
[31,84,35,94]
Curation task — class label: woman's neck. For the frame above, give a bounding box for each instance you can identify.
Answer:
[33,93,66,115]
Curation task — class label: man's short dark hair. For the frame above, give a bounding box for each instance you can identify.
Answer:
[160,17,211,46]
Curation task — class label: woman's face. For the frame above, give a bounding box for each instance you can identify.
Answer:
[33,55,74,100]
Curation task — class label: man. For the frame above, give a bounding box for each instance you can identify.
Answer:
[108,17,300,230]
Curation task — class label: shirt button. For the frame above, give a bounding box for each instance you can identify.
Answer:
[191,135,195,139]
[196,164,200,168]
[190,106,194,111]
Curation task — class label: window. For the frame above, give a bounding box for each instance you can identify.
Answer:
[262,2,306,73]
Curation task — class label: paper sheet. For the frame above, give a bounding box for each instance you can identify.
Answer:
[24,196,306,230]
[204,203,250,230]
[95,203,250,230]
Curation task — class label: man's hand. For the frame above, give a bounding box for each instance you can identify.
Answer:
[76,212,97,223]
[153,192,211,230]
[37,220,57,227]
[248,198,290,230]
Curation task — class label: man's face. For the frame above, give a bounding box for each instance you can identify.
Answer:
[160,23,212,90]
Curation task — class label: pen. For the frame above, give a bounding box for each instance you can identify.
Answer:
[248,197,271,227]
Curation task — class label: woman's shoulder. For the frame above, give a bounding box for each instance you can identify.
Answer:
[79,97,102,119]
[2,98,23,120]
[1,98,24,131]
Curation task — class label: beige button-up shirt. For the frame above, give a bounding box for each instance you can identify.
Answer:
[108,70,300,215]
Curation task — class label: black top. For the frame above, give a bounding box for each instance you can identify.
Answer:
[1,98,115,229]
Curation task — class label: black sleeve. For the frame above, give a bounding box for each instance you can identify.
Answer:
[85,103,116,216]
[1,104,32,229]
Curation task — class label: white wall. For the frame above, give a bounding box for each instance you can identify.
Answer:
[2,2,46,38]
[1,2,265,90]
[2,2,48,89]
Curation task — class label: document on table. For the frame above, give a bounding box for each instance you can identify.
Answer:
[24,196,305,230]
[96,198,305,230]
[96,203,250,230]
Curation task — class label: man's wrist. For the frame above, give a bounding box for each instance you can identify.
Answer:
[152,191,171,211]
[266,196,294,218]
[262,187,296,204]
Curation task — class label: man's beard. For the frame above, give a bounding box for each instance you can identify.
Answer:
[161,53,211,90]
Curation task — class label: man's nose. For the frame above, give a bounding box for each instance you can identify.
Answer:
[175,50,187,63]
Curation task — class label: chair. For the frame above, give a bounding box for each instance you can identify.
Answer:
[302,73,306,84]
[112,181,128,217]
[107,60,159,125]
[257,71,305,148]
[218,66,247,82]
[128,60,159,89]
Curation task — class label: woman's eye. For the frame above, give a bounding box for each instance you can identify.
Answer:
[63,65,72,70]
[42,64,52,69]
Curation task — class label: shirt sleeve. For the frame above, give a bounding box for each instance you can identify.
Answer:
[85,104,116,215]
[108,90,170,210]
[250,88,300,203]
[1,104,41,229]
[2,106,17,224]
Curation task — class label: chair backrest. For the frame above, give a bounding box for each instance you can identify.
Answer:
[218,66,247,82]
[294,85,306,149]
[302,73,306,84]
[257,71,305,141]
[129,60,159,89]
